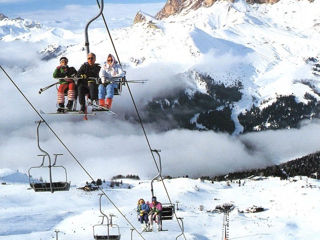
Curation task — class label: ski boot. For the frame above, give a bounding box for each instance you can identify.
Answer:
[141,223,147,231]
[79,105,86,114]
[66,100,73,111]
[106,98,113,109]
[57,103,65,113]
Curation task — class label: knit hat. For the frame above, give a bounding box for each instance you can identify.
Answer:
[60,57,68,62]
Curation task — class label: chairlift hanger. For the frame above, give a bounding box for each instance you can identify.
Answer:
[28,120,70,193]
[149,149,175,231]
[93,194,121,240]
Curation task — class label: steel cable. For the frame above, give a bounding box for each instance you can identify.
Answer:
[0,65,146,240]
[96,1,187,239]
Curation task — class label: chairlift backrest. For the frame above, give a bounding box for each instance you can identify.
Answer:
[161,203,175,221]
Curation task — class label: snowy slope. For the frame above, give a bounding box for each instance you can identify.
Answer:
[0,172,319,240]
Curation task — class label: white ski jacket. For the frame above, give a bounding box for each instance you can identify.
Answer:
[99,54,125,84]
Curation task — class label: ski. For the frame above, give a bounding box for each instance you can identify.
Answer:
[39,110,96,116]
[89,103,117,115]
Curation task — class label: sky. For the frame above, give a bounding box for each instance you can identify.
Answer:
[0,0,166,16]
[0,0,166,30]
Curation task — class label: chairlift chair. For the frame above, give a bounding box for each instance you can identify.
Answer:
[150,149,175,230]
[84,0,126,97]
[93,194,121,240]
[28,121,70,193]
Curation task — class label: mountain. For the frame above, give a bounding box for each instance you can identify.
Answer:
[212,151,320,181]
[0,14,41,40]
[1,0,320,135]
[155,0,281,20]
[130,0,320,134]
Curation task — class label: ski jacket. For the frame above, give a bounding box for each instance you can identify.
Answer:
[53,66,77,84]
[137,203,150,216]
[77,62,101,85]
[148,201,162,214]
[99,54,125,84]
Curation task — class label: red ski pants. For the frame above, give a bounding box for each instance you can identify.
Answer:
[57,82,75,104]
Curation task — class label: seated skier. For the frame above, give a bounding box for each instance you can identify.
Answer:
[98,53,125,110]
[148,196,162,231]
[77,53,101,113]
[53,57,77,112]
[137,198,150,231]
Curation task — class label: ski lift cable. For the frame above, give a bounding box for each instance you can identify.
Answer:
[95,1,187,239]
[0,65,146,240]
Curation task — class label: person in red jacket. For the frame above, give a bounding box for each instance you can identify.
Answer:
[53,57,77,112]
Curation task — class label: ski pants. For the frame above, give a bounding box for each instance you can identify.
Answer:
[57,81,75,104]
[78,82,98,106]
[149,213,161,226]
[139,214,149,224]
[98,83,117,100]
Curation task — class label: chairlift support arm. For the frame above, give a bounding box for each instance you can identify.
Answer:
[176,218,184,240]
[151,149,162,198]
[36,120,54,193]
[85,0,104,54]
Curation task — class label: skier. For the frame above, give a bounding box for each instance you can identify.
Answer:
[98,53,125,109]
[77,53,101,113]
[137,198,150,231]
[53,57,77,112]
[148,196,162,231]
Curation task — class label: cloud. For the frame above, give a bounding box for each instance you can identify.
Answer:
[14,3,164,31]
[1,42,319,184]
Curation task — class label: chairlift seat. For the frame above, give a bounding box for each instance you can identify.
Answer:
[30,182,70,192]
[113,82,122,96]
[161,203,175,221]
[94,235,120,240]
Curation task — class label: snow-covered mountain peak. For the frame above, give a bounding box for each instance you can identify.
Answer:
[0,13,8,20]
[0,14,42,40]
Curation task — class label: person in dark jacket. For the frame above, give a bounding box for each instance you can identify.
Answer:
[77,53,101,113]
[53,57,77,112]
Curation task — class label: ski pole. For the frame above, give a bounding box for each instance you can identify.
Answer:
[38,82,59,94]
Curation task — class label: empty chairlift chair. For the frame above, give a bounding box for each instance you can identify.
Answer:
[93,194,121,240]
[28,120,70,193]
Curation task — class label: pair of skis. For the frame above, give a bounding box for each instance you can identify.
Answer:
[40,104,116,117]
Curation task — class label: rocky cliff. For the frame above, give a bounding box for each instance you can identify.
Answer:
[155,0,279,19]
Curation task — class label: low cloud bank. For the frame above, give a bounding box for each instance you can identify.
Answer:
[1,115,320,184]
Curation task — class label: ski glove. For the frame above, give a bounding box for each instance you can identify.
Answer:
[80,74,87,79]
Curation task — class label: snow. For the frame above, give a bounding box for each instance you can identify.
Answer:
[0,173,320,239]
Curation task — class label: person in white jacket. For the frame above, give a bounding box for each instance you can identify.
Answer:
[98,54,125,109]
